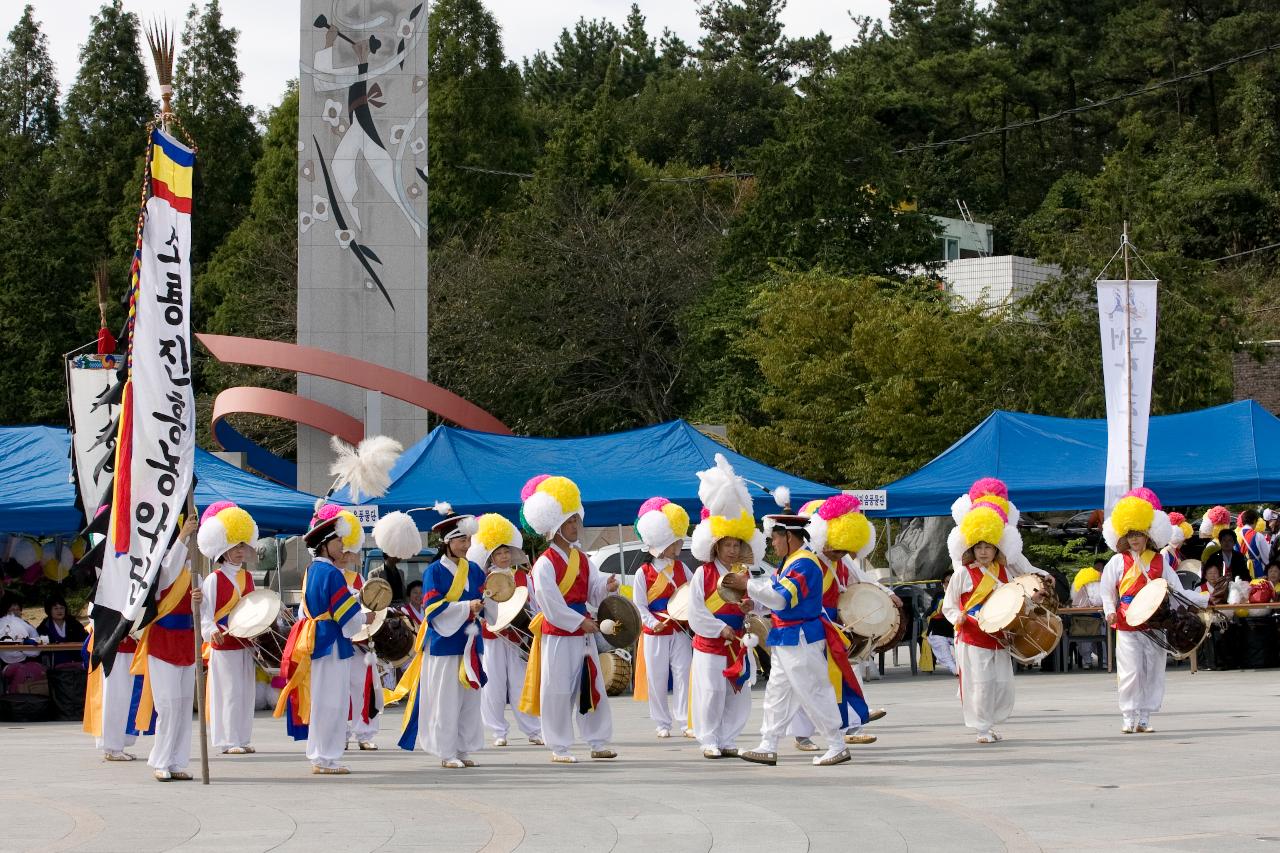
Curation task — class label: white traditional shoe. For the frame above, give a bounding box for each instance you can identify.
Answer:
[493,737,508,747]
[814,748,851,766]
[528,735,544,746]
[794,737,820,752]
[865,709,888,723]
[104,751,136,762]
[656,728,671,739]
[224,746,250,755]
[550,753,577,764]
[1121,721,1136,734]
[702,747,723,759]
[358,741,378,751]
[311,765,350,775]
[154,770,172,782]
[441,758,466,769]
[845,733,877,745]
[682,729,696,739]
[1137,720,1155,733]
[976,732,997,744]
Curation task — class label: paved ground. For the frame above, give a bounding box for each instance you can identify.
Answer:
[2,661,1279,853]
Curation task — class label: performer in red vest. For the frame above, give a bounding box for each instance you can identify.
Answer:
[1100,488,1206,734]
[941,478,1052,744]
[517,475,619,763]
[197,501,259,755]
[631,498,694,739]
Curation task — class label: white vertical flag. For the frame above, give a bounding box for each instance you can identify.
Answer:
[1096,279,1158,512]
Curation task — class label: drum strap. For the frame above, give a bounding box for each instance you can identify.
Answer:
[128,569,192,733]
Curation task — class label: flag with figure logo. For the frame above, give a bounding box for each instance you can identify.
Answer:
[91,127,196,673]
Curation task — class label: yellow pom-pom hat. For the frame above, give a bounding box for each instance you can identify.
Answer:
[466,513,523,567]
[1072,567,1101,592]
[947,480,1023,566]
[519,475,585,538]
[1103,487,1172,551]
[198,500,260,561]
[635,498,690,557]
[805,494,875,559]
[690,453,765,565]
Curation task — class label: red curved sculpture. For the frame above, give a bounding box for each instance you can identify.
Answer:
[210,386,365,446]
[196,333,512,435]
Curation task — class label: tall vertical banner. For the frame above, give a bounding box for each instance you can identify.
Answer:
[93,128,196,672]
[1096,279,1159,512]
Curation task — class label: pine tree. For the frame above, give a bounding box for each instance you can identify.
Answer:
[48,0,155,343]
[174,0,260,266]
[0,4,59,146]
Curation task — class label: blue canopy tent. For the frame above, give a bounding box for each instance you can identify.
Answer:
[335,420,838,526]
[0,426,317,535]
[881,400,1280,517]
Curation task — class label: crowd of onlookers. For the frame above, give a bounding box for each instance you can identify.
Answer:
[0,592,89,697]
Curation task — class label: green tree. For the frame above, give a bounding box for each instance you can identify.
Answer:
[0,4,59,146]
[174,0,261,267]
[427,0,532,238]
[196,83,299,456]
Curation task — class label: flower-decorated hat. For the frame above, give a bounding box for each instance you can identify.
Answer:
[198,500,259,561]
[1103,487,1172,551]
[1167,511,1192,548]
[519,475,585,538]
[1199,505,1231,540]
[466,513,523,567]
[635,498,690,557]
[947,479,1023,566]
[304,503,364,554]
[806,494,875,559]
[690,453,764,565]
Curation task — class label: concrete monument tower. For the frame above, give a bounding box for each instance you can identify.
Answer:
[295,1,430,492]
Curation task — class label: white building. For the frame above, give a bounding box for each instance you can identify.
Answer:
[931,215,1060,308]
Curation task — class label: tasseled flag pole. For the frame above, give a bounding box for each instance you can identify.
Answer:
[145,20,176,127]
[93,261,116,356]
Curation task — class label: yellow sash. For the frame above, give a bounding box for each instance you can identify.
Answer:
[384,558,470,708]
[634,566,678,703]
[82,630,102,737]
[518,549,581,716]
[129,569,192,731]
[271,570,334,725]
[1118,551,1155,598]
[964,565,1000,613]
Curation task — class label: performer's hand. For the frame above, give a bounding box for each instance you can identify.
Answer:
[364,611,377,624]
[605,575,620,593]
[580,617,600,634]
[719,626,737,641]
[1106,612,1117,628]
[469,599,484,616]
[179,517,198,543]
[190,589,202,605]
[209,629,226,645]
[721,573,748,593]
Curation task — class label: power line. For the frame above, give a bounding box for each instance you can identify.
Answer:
[1211,241,1280,263]
[892,41,1280,155]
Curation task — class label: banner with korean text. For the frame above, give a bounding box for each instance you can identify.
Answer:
[92,128,196,672]
[1096,279,1158,513]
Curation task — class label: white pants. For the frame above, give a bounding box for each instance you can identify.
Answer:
[758,637,841,751]
[929,635,959,675]
[640,631,693,732]
[956,640,1014,733]
[690,649,752,750]
[482,638,540,739]
[307,647,350,769]
[97,651,137,753]
[146,657,193,772]
[207,647,254,750]
[1116,631,1166,719]
[539,634,612,755]
[347,649,382,743]
[418,653,484,760]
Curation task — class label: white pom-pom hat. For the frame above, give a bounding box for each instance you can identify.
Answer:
[372,511,423,560]
[519,475,585,538]
[689,454,764,565]
[466,513,524,567]
[635,497,690,557]
[198,500,259,562]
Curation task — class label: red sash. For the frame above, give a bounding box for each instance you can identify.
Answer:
[210,569,254,651]
[541,548,590,637]
[955,563,1006,650]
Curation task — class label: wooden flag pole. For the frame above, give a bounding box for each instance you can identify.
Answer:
[186,493,211,784]
[1122,221,1133,493]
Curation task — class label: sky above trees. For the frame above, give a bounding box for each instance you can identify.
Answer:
[2,0,890,112]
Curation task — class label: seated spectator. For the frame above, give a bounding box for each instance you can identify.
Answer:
[1265,559,1280,594]
[924,569,957,675]
[1202,529,1251,582]
[1069,560,1106,669]
[1198,564,1229,605]
[35,593,88,668]
[0,593,45,692]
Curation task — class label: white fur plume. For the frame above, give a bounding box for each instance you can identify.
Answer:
[433,501,453,516]
[697,453,752,519]
[329,434,403,501]
[773,486,791,510]
[373,511,422,560]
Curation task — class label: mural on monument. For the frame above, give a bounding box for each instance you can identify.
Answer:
[298,2,428,310]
